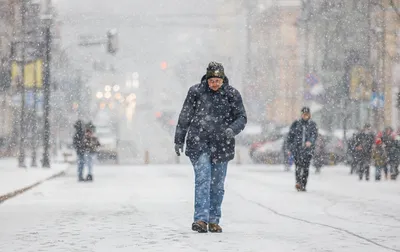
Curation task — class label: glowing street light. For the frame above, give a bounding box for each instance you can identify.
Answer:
[96,92,103,99]
[104,92,112,99]
[113,85,120,92]
[105,85,112,92]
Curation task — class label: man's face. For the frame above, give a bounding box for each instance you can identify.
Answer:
[302,112,311,121]
[208,78,224,91]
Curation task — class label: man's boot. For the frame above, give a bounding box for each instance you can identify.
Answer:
[208,223,222,233]
[192,221,207,233]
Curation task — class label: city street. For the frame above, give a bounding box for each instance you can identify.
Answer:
[1,164,399,252]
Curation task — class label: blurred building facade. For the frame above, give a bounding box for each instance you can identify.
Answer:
[0,0,70,156]
[0,0,19,153]
[249,0,399,133]
[249,0,303,126]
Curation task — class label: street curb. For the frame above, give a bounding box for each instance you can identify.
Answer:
[0,169,67,204]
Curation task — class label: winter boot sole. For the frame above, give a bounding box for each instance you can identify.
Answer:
[192,222,207,233]
[86,175,93,182]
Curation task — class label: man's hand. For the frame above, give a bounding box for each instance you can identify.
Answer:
[175,144,184,156]
[305,141,312,147]
[225,128,235,139]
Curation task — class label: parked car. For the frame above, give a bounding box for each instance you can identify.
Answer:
[236,123,263,146]
[249,133,285,164]
[96,126,118,162]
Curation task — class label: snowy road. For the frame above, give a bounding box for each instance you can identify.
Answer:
[1,165,399,252]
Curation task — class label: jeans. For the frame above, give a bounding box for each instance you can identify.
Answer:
[375,165,387,180]
[77,153,85,178]
[295,153,312,188]
[85,153,94,175]
[359,160,370,180]
[295,165,310,188]
[190,153,228,224]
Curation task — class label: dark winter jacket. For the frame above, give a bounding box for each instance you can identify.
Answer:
[174,75,247,163]
[354,131,374,161]
[73,122,85,155]
[84,135,101,154]
[382,133,400,163]
[286,119,318,159]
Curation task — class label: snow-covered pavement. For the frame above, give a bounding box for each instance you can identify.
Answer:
[0,164,399,252]
[0,159,69,203]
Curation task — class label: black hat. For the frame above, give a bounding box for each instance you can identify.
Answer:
[301,107,310,114]
[206,62,225,80]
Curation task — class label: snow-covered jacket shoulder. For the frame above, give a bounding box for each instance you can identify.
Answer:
[286,119,318,155]
[174,75,247,163]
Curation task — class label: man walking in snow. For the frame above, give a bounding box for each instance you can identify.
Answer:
[174,62,247,233]
[286,107,318,191]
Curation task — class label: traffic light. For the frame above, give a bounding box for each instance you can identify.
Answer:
[107,29,118,55]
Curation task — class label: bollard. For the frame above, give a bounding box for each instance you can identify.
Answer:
[236,149,241,165]
[144,150,149,164]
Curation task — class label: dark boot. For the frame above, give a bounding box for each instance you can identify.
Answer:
[192,221,207,233]
[86,174,93,181]
[208,223,222,233]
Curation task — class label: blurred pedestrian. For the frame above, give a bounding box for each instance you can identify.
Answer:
[313,134,326,174]
[174,61,247,233]
[354,124,374,181]
[382,127,399,180]
[286,107,318,192]
[84,125,100,181]
[347,133,358,174]
[372,138,388,181]
[73,120,86,181]
[282,136,292,171]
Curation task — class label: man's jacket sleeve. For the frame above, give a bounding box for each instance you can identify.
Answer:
[229,89,247,135]
[174,87,197,145]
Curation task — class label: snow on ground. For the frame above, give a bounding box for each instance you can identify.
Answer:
[0,164,399,252]
[0,158,68,199]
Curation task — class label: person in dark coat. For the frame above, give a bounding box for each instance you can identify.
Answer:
[347,133,358,174]
[282,136,292,171]
[286,107,318,191]
[83,126,100,181]
[73,120,86,181]
[353,124,374,181]
[174,62,247,233]
[313,134,326,174]
[381,127,399,180]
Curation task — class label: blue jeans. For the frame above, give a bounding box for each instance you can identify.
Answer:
[77,153,85,178]
[190,153,228,224]
[85,153,94,175]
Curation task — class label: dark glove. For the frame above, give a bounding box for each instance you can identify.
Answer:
[225,128,235,139]
[175,144,184,156]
